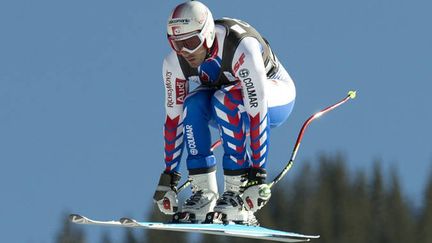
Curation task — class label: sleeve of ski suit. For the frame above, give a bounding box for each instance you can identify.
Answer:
[232,37,270,169]
[161,52,188,173]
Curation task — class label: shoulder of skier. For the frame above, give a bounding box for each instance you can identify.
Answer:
[162,51,187,117]
[162,51,183,78]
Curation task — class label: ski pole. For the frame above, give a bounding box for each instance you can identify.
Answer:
[267,90,357,189]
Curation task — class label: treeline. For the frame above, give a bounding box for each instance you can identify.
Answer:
[57,154,432,243]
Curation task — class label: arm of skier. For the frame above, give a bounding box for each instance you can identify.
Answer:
[232,37,272,211]
[153,52,188,215]
[162,53,187,174]
[233,37,270,171]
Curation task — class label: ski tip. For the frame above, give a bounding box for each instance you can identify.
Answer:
[348,90,357,99]
[69,214,81,220]
[69,214,86,223]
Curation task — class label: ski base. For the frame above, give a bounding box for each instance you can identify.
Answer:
[70,214,319,242]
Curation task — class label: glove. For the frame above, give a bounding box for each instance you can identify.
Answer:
[242,168,271,212]
[153,171,181,215]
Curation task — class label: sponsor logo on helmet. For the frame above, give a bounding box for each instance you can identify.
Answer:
[175,78,187,104]
[168,18,191,25]
[165,71,174,108]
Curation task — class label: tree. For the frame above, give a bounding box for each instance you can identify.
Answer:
[282,161,315,234]
[384,167,415,243]
[344,170,372,243]
[124,229,139,243]
[56,214,86,243]
[308,153,352,243]
[417,165,432,242]
[369,160,388,243]
[100,231,112,243]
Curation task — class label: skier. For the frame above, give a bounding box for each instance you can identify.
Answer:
[153,1,296,224]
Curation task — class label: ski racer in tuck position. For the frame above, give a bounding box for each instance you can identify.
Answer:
[153,1,296,225]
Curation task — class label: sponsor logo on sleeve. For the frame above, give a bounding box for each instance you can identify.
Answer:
[175,78,187,104]
[185,125,198,155]
[165,71,174,108]
[242,77,258,108]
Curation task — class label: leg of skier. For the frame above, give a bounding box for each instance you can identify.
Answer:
[211,64,295,223]
[210,84,257,224]
[179,88,219,223]
[242,64,296,213]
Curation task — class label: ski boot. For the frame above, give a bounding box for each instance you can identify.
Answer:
[212,173,259,226]
[172,170,218,223]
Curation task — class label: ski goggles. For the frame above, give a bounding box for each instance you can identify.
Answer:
[168,31,205,54]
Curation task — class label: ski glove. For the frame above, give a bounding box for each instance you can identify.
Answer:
[153,171,181,215]
[242,168,271,212]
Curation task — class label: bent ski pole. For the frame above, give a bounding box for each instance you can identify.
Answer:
[268,90,357,189]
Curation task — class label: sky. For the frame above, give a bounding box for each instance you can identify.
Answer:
[1,0,431,242]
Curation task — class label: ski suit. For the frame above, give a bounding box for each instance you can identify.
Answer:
[162,18,296,176]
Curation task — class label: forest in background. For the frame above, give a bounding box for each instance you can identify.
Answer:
[56,154,432,243]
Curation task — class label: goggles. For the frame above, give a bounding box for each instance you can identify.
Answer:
[168,30,205,54]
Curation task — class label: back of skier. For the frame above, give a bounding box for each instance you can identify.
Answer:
[153,1,296,224]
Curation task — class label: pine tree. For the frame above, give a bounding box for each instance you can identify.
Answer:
[369,160,388,243]
[100,231,112,243]
[56,214,86,243]
[282,161,315,234]
[417,166,432,242]
[345,170,372,243]
[124,229,139,243]
[384,167,414,243]
[309,153,352,243]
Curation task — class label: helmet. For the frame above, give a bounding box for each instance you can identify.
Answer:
[167,1,215,53]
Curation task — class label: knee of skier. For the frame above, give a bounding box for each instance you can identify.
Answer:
[184,91,209,114]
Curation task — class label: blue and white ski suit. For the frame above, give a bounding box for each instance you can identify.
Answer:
[162,19,296,175]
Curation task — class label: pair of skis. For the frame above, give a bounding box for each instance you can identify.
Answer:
[70,214,319,242]
[70,91,356,242]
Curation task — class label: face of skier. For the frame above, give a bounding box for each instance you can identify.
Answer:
[178,44,207,68]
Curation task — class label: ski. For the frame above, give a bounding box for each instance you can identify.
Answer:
[70,214,319,242]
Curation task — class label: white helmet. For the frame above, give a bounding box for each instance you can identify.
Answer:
[167,1,215,53]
